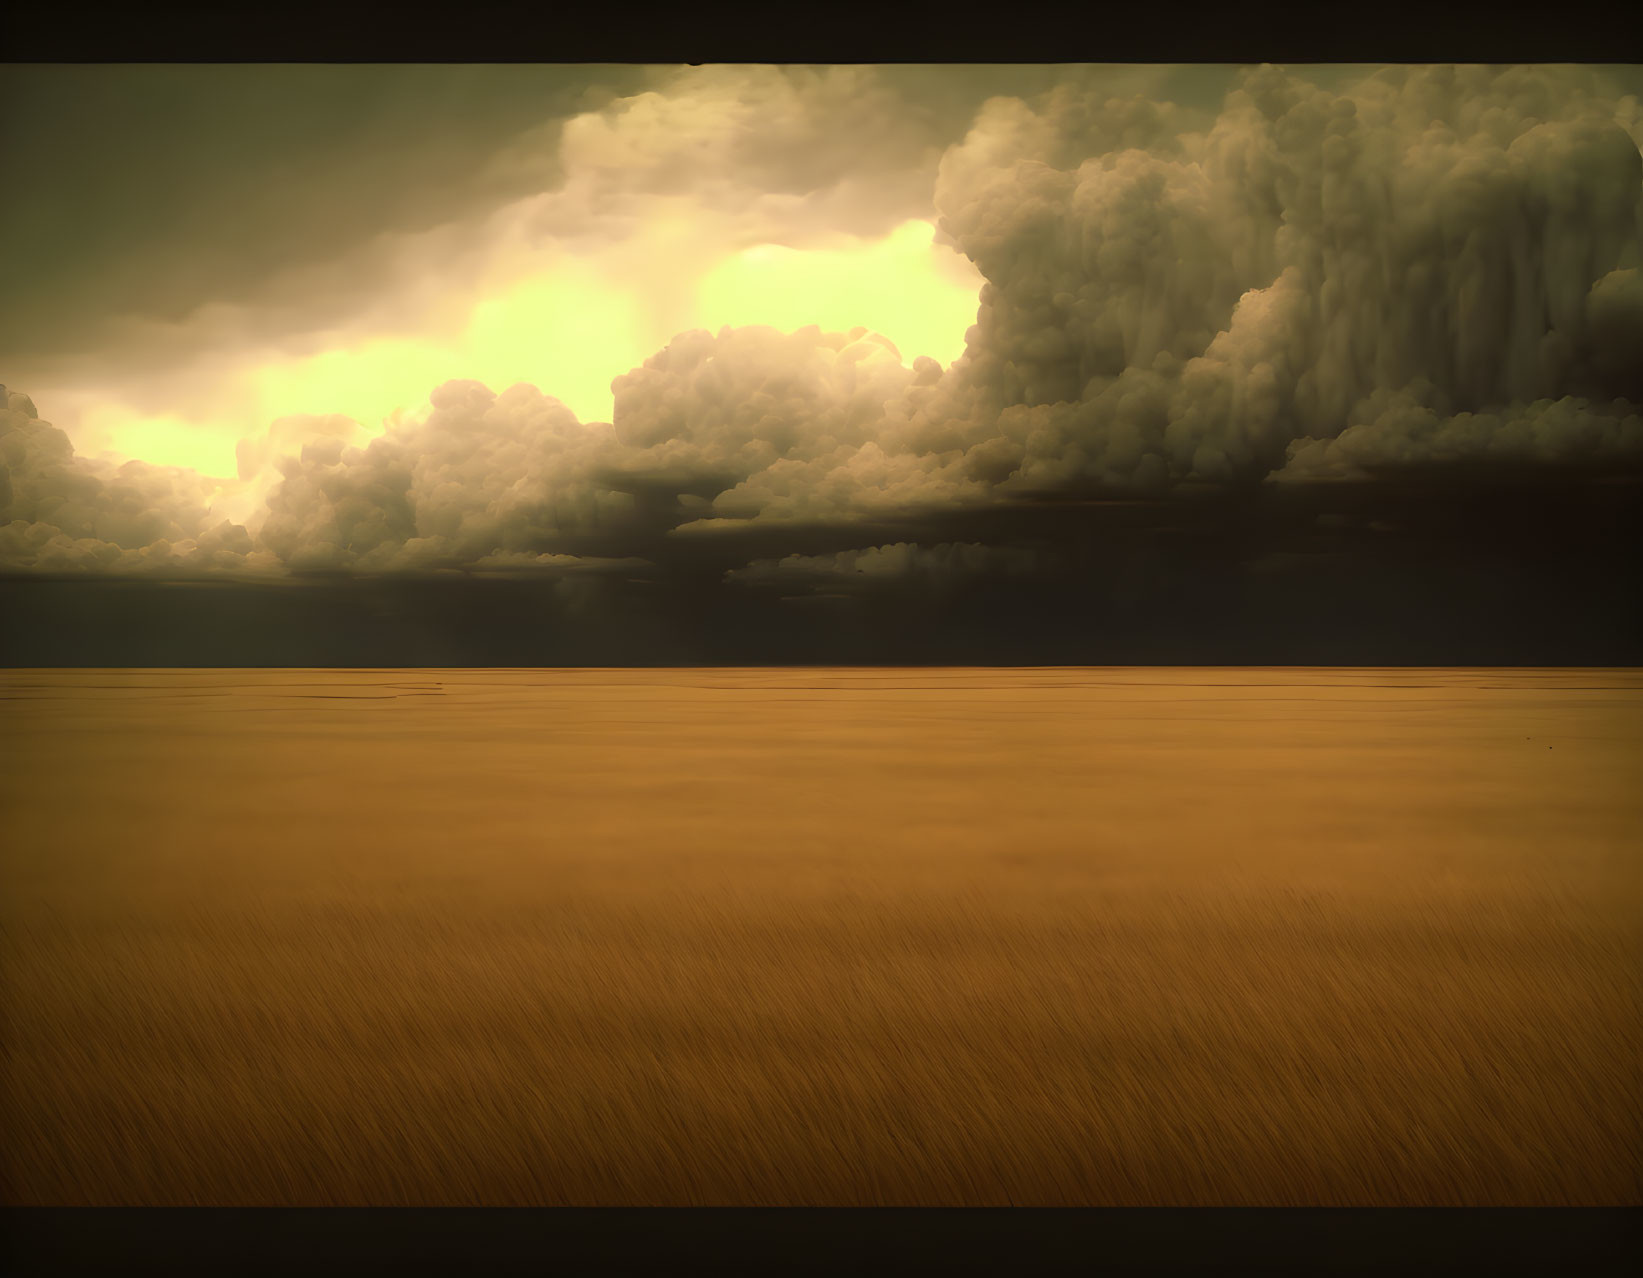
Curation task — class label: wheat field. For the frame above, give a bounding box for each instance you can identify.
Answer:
[1,667,1639,1205]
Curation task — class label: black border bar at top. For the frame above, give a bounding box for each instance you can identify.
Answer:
[3,1,1642,65]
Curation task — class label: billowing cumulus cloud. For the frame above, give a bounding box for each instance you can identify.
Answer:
[7,63,1003,469]
[250,380,644,573]
[5,63,1643,604]
[0,385,279,577]
[1274,385,1643,481]
[608,324,973,527]
[546,65,949,242]
[893,64,1643,497]
[0,381,637,578]
[641,64,1643,527]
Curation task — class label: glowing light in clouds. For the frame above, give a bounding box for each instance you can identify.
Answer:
[81,405,241,480]
[697,220,981,366]
[76,218,984,476]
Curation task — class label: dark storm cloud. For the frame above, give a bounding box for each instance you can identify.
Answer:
[4,64,1643,663]
[0,66,646,376]
[898,64,1643,495]
[1,64,1079,405]
[0,386,271,577]
[669,65,1641,527]
[253,380,635,573]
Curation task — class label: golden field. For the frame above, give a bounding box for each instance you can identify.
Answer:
[1,667,1639,1205]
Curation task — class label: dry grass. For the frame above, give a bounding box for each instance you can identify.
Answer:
[1,668,1640,1205]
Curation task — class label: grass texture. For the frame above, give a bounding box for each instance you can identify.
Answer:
[2,668,1639,1205]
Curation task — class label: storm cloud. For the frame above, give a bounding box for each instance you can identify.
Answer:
[4,63,1642,663]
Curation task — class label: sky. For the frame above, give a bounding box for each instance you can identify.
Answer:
[3,62,1642,664]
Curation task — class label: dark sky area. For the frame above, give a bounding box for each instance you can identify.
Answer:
[4,478,1638,665]
[3,32,1641,665]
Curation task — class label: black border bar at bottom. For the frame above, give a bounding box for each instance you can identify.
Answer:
[2,1208,1639,1275]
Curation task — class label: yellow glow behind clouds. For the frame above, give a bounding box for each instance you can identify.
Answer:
[462,257,646,422]
[251,337,455,433]
[697,220,980,364]
[87,219,982,473]
[82,406,240,479]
